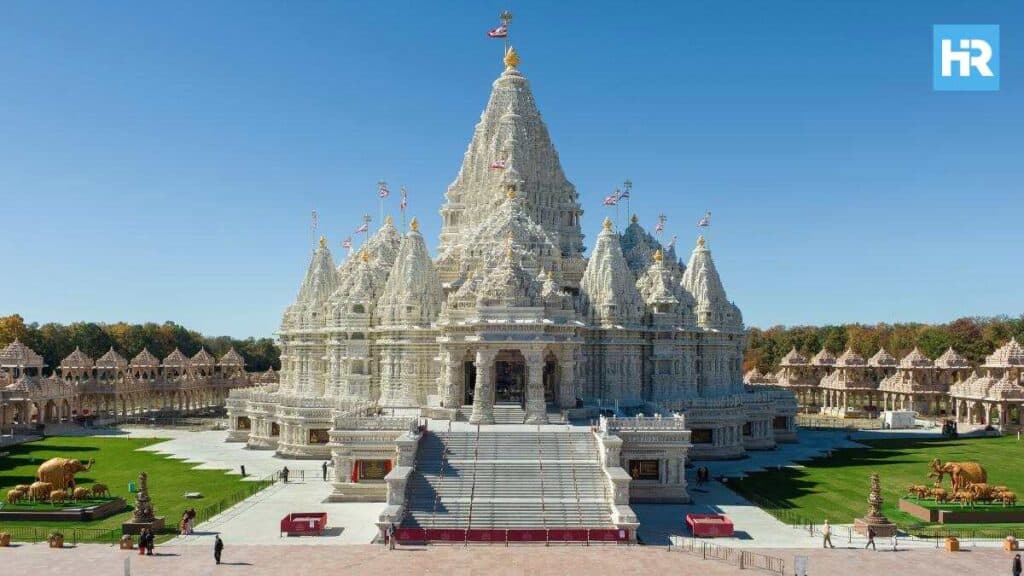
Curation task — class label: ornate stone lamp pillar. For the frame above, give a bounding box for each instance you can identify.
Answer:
[525,349,547,424]
[469,349,497,425]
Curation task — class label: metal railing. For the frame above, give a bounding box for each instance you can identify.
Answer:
[668,535,786,574]
[0,525,122,544]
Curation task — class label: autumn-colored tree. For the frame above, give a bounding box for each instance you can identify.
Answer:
[0,316,279,374]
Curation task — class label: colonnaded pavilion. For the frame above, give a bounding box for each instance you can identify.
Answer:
[747,339,1024,428]
[226,40,797,538]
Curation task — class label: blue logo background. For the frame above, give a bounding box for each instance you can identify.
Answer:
[933,25,1000,91]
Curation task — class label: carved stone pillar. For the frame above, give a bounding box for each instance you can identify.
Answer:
[469,349,496,425]
[525,350,547,424]
[441,349,462,408]
[558,359,576,409]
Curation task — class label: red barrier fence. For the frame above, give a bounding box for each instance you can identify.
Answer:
[394,527,630,545]
[280,512,328,537]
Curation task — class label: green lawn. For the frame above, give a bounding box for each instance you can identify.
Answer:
[0,436,257,539]
[730,435,1024,533]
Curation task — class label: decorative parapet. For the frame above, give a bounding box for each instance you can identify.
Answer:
[600,413,688,432]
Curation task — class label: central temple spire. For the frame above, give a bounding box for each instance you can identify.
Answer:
[438,14,585,283]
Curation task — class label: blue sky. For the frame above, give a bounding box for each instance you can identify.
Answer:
[1,1,1021,338]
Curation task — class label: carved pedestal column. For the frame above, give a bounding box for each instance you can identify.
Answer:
[525,350,547,424]
[469,349,496,425]
[558,359,576,409]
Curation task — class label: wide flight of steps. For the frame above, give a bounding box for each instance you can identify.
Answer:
[401,429,614,530]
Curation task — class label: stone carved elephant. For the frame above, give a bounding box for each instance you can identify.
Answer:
[91,483,109,497]
[49,490,66,504]
[35,458,94,491]
[28,481,53,501]
[6,489,25,504]
[72,487,90,500]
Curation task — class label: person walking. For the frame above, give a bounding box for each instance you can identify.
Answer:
[322,460,329,481]
[281,466,289,483]
[387,523,396,550]
[138,529,148,556]
[865,526,876,550]
[214,535,224,565]
[1013,553,1022,576]
[822,519,835,549]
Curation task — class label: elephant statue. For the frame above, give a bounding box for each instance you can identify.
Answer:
[14,484,30,493]
[6,489,25,504]
[35,458,94,491]
[91,483,109,497]
[72,487,90,500]
[28,481,53,501]
[929,458,988,493]
[49,490,66,504]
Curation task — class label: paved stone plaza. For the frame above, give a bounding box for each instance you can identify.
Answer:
[0,542,1013,576]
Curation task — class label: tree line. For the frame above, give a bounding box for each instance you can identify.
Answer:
[744,315,1024,374]
[0,315,280,374]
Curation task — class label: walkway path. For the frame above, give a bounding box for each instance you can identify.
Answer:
[0,542,1010,576]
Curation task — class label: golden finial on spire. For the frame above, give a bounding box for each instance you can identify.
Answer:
[697,235,706,248]
[506,184,517,200]
[653,248,663,262]
[358,249,369,262]
[603,217,612,231]
[504,46,520,69]
[319,235,327,248]
[409,217,419,232]
[384,214,393,226]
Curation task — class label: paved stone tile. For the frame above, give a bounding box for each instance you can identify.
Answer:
[0,543,1012,576]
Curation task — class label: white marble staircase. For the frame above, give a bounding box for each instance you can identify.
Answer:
[401,429,614,530]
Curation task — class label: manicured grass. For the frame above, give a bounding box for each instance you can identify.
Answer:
[0,436,251,536]
[730,435,1024,531]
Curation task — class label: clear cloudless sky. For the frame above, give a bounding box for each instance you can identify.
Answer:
[1,1,1021,339]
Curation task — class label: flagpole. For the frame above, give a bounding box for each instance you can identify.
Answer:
[501,10,512,57]
[310,209,318,253]
[400,186,407,231]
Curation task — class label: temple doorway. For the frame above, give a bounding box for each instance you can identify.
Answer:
[495,350,525,407]
[463,360,476,405]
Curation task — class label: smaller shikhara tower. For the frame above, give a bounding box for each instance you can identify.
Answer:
[226,29,796,463]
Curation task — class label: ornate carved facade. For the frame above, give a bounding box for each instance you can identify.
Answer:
[227,45,796,476]
[0,340,270,428]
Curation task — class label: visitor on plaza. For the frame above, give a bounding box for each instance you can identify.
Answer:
[865,526,876,550]
[322,460,329,481]
[1012,553,1022,576]
[822,520,835,549]
[281,466,289,483]
[214,534,224,565]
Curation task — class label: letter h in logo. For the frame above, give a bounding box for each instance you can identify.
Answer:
[934,25,1000,91]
